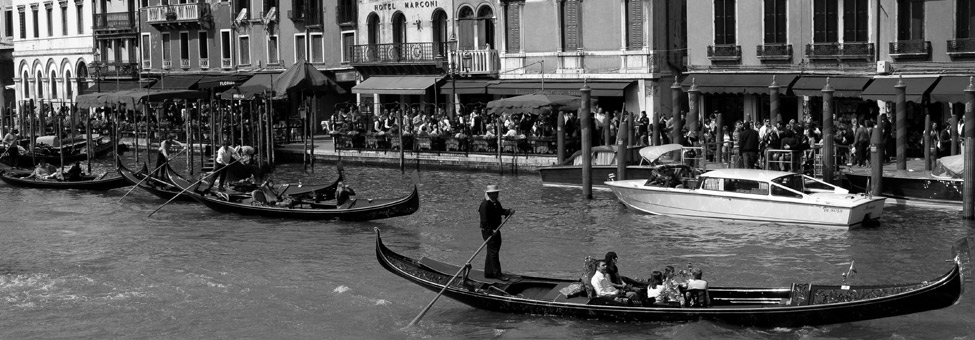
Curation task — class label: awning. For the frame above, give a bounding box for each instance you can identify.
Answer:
[353,76,442,95]
[196,74,254,90]
[929,76,975,104]
[76,89,208,109]
[81,80,145,94]
[860,76,939,102]
[680,73,798,95]
[219,73,275,100]
[486,80,631,97]
[150,75,205,90]
[438,79,494,95]
[791,76,873,97]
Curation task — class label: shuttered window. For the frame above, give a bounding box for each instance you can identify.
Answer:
[626,0,643,50]
[813,0,838,42]
[714,0,736,45]
[957,0,975,39]
[561,0,581,50]
[763,0,786,44]
[897,0,924,41]
[505,2,521,53]
[843,0,868,42]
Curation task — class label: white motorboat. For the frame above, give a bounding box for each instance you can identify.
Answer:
[605,168,886,227]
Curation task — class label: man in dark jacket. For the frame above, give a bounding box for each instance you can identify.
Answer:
[738,122,760,169]
[479,185,514,280]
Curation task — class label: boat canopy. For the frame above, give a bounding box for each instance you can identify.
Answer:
[638,144,683,164]
[933,154,963,179]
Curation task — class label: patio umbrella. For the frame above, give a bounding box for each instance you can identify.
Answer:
[272,60,345,95]
[485,93,580,114]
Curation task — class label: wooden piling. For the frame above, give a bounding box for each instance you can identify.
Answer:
[581,84,592,199]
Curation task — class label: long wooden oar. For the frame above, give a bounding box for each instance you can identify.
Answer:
[148,158,242,217]
[406,212,515,328]
[119,147,188,202]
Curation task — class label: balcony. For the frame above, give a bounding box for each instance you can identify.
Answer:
[947,38,975,57]
[162,60,172,70]
[146,3,209,27]
[707,45,741,62]
[180,59,190,69]
[221,58,232,69]
[889,40,930,59]
[93,11,137,35]
[90,61,140,79]
[200,58,209,69]
[756,44,793,61]
[805,42,874,61]
[335,3,356,27]
[351,42,451,64]
[452,49,499,75]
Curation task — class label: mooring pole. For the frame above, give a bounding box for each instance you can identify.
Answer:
[821,77,835,183]
[962,77,975,219]
[580,83,592,199]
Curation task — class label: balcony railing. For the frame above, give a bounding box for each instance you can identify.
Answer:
[93,11,137,32]
[146,3,206,24]
[805,42,874,60]
[756,44,792,61]
[947,38,975,56]
[335,3,356,26]
[199,58,209,69]
[351,42,451,64]
[889,40,930,59]
[452,49,499,75]
[707,45,741,62]
[90,61,140,78]
[221,58,232,69]
[162,60,172,70]
[180,59,190,69]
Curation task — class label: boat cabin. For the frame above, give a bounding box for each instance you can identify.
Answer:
[662,169,849,198]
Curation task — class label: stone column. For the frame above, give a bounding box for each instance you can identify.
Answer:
[671,77,682,145]
[895,76,907,170]
[821,77,835,183]
[963,77,975,219]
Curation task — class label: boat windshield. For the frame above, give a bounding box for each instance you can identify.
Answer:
[771,174,804,193]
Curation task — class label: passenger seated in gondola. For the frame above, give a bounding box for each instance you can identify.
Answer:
[25,159,56,180]
[335,181,356,206]
[65,162,84,181]
[604,252,647,297]
[591,260,640,305]
[683,268,710,307]
[646,271,666,305]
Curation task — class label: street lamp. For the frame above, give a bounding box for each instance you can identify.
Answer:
[92,49,102,93]
[449,34,457,120]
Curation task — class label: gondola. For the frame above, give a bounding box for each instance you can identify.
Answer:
[0,136,115,167]
[376,229,966,327]
[0,168,129,191]
[116,157,194,201]
[168,168,420,221]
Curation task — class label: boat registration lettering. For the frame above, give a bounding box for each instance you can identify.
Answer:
[840,285,850,290]
[823,207,843,213]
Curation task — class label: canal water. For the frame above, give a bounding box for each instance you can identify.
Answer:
[1,154,974,339]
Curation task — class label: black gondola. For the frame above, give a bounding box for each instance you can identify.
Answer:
[376,229,967,327]
[0,168,129,191]
[168,168,420,221]
[1,136,115,167]
[116,157,194,202]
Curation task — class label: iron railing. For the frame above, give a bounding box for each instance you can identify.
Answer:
[351,42,451,64]
[180,59,190,69]
[707,45,741,61]
[889,40,930,58]
[756,44,792,61]
[90,61,139,78]
[947,38,975,56]
[805,42,874,60]
[93,11,137,32]
[221,58,232,69]
[146,3,206,24]
[199,58,209,69]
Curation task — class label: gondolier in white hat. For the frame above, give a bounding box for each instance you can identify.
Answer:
[478,184,514,280]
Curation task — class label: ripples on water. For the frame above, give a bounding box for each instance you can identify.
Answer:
[1,154,974,339]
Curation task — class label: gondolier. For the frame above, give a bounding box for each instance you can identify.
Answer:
[211,139,238,190]
[2,129,19,168]
[478,185,514,280]
[154,135,184,178]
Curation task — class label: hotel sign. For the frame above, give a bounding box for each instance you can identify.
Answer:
[373,0,440,11]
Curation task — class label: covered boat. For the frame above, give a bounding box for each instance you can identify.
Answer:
[606,168,885,227]
[168,169,420,221]
[376,229,967,327]
[0,168,129,190]
[844,154,963,206]
[538,144,688,189]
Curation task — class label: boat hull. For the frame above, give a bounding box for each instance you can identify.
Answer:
[0,171,129,190]
[375,230,964,327]
[116,158,194,202]
[844,172,963,205]
[607,179,885,227]
[539,165,655,188]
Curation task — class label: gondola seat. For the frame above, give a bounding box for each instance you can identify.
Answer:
[684,289,710,307]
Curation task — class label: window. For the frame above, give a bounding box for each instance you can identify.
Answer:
[897,0,924,40]
[162,33,171,63]
[60,5,67,36]
[6,10,14,37]
[713,0,736,45]
[32,8,38,38]
[763,0,786,44]
[458,7,474,50]
[626,0,643,50]
[198,31,208,58]
[503,4,519,52]
[35,71,43,98]
[49,71,57,99]
[76,3,82,34]
[45,7,51,37]
[432,10,448,57]
[18,9,24,39]
[813,0,838,42]
[64,71,72,99]
[701,178,721,191]
[476,7,494,49]
[340,32,353,63]
[180,32,190,61]
[723,179,768,195]
[560,0,582,50]
[367,13,379,45]
[238,35,250,65]
[295,34,306,62]
[771,185,803,198]
[958,0,975,39]
[141,33,151,68]
[220,30,232,64]
[391,12,406,45]
[268,35,279,64]
[843,0,868,42]
[292,0,306,20]
[310,33,323,63]
[22,71,29,98]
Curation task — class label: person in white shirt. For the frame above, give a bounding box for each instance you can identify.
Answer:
[591,260,638,302]
[212,139,238,190]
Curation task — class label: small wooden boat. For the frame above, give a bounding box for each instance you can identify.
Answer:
[116,157,194,202]
[1,135,115,167]
[168,169,420,221]
[539,144,698,189]
[844,171,962,205]
[0,168,129,190]
[375,229,966,327]
[606,168,886,227]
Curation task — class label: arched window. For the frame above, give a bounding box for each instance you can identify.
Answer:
[457,7,475,50]
[64,71,73,99]
[36,71,43,99]
[367,13,380,45]
[50,71,58,99]
[76,63,89,92]
[432,9,449,57]
[476,6,494,50]
[391,12,407,45]
[22,71,30,98]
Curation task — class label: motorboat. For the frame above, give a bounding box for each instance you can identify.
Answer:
[539,144,694,189]
[606,168,886,227]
